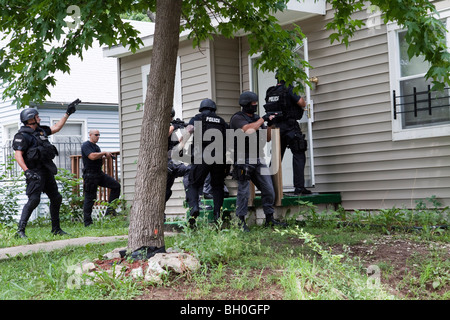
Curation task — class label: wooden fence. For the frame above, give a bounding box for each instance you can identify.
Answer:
[70,151,120,202]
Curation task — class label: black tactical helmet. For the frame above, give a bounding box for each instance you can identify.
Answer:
[171,108,175,118]
[199,98,217,112]
[239,91,258,107]
[20,108,39,124]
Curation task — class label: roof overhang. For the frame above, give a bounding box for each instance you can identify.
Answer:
[276,0,326,25]
[37,101,118,112]
[104,0,326,59]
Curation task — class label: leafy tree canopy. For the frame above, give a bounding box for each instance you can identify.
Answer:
[0,0,449,105]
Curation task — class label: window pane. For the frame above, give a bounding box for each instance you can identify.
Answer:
[52,123,83,170]
[6,125,17,141]
[400,78,450,128]
[398,31,430,77]
[55,123,82,136]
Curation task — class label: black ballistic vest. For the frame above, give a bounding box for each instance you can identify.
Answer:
[19,126,58,174]
[264,84,303,120]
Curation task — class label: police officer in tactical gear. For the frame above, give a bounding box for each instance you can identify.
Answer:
[81,129,121,227]
[13,104,77,238]
[184,99,228,228]
[166,108,190,204]
[265,72,311,195]
[230,91,287,231]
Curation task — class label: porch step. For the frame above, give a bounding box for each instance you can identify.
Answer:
[166,193,342,226]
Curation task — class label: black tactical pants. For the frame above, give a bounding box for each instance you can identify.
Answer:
[83,171,121,226]
[186,163,226,219]
[277,120,307,189]
[166,161,190,202]
[20,168,63,232]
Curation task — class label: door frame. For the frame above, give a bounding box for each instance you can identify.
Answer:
[248,38,315,189]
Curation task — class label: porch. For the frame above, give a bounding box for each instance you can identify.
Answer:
[175,192,342,226]
[70,152,120,203]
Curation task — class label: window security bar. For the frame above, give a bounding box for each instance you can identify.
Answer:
[392,85,450,119]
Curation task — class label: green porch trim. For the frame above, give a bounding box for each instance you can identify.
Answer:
[223,193,342,210]
[167,193,342,225]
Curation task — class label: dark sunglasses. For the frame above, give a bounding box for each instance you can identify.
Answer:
[94,134,100,136]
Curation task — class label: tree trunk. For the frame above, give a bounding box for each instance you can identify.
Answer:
[127,0,183,252]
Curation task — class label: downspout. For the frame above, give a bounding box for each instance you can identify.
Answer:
[239,37,243,93]
[116,58,124,196]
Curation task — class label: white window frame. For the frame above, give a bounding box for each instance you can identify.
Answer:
[388,10,450,141]
[2,122,20,146]
[50,118,87,143]
[141,56,182,118]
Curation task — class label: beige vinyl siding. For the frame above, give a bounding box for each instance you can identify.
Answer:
[166,40,212,217]
[212,36,241,121]
[179,40,212,120]
[119,52,149,201]
[118,40,213,217]
[300,4,450,209]
[237,4,450,210]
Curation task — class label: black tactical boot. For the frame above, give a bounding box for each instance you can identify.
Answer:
[294,187,312,195]
[52,228,70,236]
[265,214,288,228]
[51,219,70,236]
[213,211,221,224]
[188,211,199,229]
[238,216,250,232]
[16,221,27,239]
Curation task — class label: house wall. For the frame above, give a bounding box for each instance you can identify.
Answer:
[118,4,450,215]
[0,92,20,146]
[282,5,450,210]
[119,35,244,218]
[119,40,215,217]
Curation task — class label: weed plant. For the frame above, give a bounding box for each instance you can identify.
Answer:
[295,197,449,235]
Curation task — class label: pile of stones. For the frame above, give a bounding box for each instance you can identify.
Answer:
[67,247,200,288]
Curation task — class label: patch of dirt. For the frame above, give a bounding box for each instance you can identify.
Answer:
[330,236,450,298]
[135,268,285,300]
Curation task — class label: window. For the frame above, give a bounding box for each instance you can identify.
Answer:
[1,123,19,176]
[388,12,450,140]
[2,123,18,146]
[51,121,84,170]
[141,56,182,118]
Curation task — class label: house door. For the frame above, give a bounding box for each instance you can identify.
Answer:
[250,38,315,190]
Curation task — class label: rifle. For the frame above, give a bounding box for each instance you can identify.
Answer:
[171,118,189,128]
[266,111,283,118]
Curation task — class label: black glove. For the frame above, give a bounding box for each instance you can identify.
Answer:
[262,114,271,122]
[66,104,76,116]
[66,98,81,115]
[171,122,181,131]
[25,169,41,181]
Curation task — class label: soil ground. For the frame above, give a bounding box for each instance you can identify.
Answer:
[95,234,449,300]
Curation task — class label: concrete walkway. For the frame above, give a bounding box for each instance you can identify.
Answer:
[0,235,129,260]
[0,231,180,261]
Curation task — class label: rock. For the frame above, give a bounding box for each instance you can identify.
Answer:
[103,247,127,260]
[69,250,201,287]
[79,259,96,273]
[144,260,167,284]
[148,252,200,274]
[130,267,144,279]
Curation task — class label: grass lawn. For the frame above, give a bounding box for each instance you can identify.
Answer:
[0,214,448,301]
